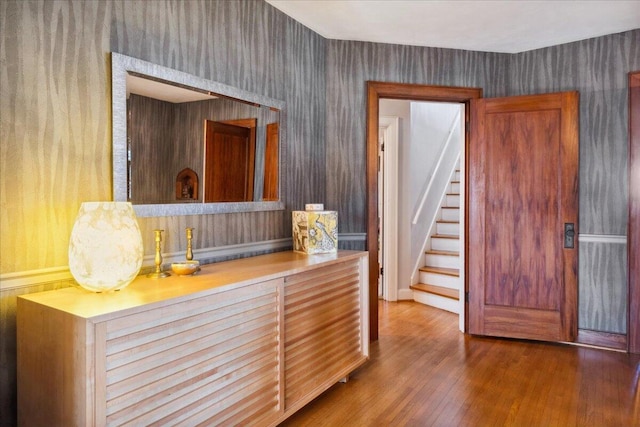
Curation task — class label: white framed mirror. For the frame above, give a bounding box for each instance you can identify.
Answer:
[112,52,285,217]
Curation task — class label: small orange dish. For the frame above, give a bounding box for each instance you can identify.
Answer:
[171,260,200,276]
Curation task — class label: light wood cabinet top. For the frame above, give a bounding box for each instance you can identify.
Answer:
[20,250,366,321]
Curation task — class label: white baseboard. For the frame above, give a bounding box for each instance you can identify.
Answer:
[398,288,414,301]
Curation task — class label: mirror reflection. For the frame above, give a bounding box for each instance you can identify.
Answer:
[111,52,285,217]
[127,74,279,204]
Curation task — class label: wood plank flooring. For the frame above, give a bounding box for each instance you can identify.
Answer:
[279,301,640,426]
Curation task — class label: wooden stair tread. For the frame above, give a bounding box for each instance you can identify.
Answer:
[425,249,459,256]
[411,283,459,300]
[432,234,459,239]
[419,266,459,276]
[446,193,460,196]
[441,206,459,210]
[436,220,459,224]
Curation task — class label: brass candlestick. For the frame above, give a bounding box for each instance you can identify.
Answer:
[186,227,194,261]
[184,227,201,274]
[148,229,170,278]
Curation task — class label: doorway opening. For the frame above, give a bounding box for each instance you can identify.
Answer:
[366,82,483,341]
[378,101,465,334]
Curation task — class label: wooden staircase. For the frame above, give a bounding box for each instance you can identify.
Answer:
[411,169,461,314]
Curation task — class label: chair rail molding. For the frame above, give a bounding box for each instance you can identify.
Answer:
[0,238,293,291]
[578,234,627,244]
[1,234,366,291]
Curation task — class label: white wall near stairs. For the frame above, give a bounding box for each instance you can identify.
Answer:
[409,103,464,285]
[378,100,464,312]
[411,166,463,315]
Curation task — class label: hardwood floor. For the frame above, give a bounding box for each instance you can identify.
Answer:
[279,301,640,426]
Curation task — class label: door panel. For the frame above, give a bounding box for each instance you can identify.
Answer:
[469,91,579,342]
[204,120,255,202]
[263,122,279,201]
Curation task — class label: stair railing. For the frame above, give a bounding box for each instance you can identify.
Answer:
[412,109,461,225]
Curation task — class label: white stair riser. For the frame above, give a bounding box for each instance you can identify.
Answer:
[446,194,460,207]
[441,208,459,221]
[425,253,459,269]
[436,222,459,236]
[413,291,460,314]
[431,236,459,251]
[455,171,461,181]
[419,271,459,289]
[450,182,460,193]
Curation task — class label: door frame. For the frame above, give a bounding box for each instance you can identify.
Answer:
[367,80,639,352]
[629,70,640,354]
[379,116,399,302]
[366,82,483,340]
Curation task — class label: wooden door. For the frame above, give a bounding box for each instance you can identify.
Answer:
[204,120,255,202]
[263,122,279,201]
[468,91,579,342]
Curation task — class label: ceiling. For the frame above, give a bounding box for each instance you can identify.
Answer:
[265,0,640,53]
[127,74,217,103]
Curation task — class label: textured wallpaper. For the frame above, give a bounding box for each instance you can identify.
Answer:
[0,0,326,274]
[579,241,628,333]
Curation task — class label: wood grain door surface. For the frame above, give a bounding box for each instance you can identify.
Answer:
[469,92,579,342]
[204,120,255,202]
[263,122,279,201]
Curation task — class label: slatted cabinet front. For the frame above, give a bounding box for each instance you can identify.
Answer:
[283,259,366,410]
[98,279,283,426]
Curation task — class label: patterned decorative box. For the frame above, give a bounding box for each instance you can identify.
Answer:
[292,209,338,254]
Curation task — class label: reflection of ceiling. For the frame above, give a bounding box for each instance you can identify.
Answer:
[127,74,217,103]
[266,0,640,53]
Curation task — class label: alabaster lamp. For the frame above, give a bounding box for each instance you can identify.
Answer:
[68,202,144,292]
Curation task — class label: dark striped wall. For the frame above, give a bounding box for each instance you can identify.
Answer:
[128,94,177,204]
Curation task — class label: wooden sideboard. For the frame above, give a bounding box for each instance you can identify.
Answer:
[17,250,369,426]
